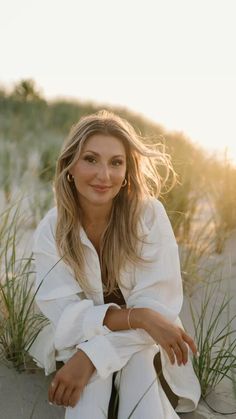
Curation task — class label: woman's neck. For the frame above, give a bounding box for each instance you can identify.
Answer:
[81,209,111,255]
[81,205,112,226]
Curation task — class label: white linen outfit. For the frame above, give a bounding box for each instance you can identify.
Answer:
[29,198,201,418]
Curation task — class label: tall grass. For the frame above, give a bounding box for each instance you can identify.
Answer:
[162,132,206,244]
[0,203,48,370]
[189,277,236,398]
[26,184,54,229]
[179,215,217,295]
[0,141,14,204]
[206,153,236,254]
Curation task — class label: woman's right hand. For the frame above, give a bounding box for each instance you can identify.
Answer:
[48,349,95,407]
[132,308,197,366]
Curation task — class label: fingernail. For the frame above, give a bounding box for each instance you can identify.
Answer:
[196,351,200,357]
[49,402,53,406]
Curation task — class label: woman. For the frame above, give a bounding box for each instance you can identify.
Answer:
[30,110,201,418]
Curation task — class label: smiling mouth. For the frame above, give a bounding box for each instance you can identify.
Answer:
[91,185,112,191]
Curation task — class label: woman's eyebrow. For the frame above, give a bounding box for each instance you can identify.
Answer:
[82,150,125,158]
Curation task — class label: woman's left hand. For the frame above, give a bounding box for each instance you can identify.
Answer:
[48,349,95,408]
[135,308,197,366]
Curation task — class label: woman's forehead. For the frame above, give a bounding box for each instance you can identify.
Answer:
[82,134,126,156]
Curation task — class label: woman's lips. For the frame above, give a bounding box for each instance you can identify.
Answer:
[91,185,111,192]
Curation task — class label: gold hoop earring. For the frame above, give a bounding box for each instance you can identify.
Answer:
[121,178,127,187]
[67,173,74,183]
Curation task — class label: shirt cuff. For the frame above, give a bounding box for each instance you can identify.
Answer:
[76,335,122,379]
[28,323,56,376]
[82,302,121,340]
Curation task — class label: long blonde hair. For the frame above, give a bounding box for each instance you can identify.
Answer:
[54,110,176,295]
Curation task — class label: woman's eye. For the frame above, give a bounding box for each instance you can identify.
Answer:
[84,156,97,164]
[112,159,123,166]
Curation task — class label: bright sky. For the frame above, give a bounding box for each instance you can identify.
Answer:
[1,0,236,164]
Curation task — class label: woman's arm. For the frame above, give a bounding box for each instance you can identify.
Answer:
[48,305,196,407]
[103,306,197,366]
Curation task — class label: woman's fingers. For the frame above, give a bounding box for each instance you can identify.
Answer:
[48,379,58,403]
[48,380,80,407]
[54,382,66,405]
[146,310,198,366]
[62,385,75,407]
[172,330,197,366]
[172,344,183,366]
[178,340,188,364]
[182,330,198,355]
[68,388,81,408]
[163,332,193,366]
[48,378,74,407]
[164,344,176,365]
[165,341,189,366]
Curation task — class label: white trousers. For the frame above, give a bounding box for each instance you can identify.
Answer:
[65,346,180,419]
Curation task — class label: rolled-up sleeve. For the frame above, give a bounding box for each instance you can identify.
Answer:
[77,328,154,378]
[127,243,183,322]
[127,198,183,321]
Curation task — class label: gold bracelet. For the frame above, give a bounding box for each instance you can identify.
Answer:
[127,307,134,330]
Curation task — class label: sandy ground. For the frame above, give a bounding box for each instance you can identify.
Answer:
[1,361,235,419]
[0,224,235,418]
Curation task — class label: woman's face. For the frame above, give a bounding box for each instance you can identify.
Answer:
[69,134,127,210]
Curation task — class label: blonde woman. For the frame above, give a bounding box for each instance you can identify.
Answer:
[31,110,201,418]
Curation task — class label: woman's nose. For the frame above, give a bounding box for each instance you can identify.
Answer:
[97,163,110,181]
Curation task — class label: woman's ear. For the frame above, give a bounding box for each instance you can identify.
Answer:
[67,172,74,183]
[68,166,74,176]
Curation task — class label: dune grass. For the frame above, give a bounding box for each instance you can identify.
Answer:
[210,164,236,254]
[0,202,48,370]
[188,277,236,398]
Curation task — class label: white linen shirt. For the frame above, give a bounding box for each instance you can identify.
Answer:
[29,198,201,412]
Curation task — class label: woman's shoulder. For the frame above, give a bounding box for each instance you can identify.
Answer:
[141,197,167,227]
[140,198,176,241]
